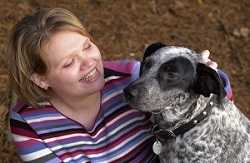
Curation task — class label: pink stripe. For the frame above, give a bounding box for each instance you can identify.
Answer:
[104,76,130,91]
[11,127,39,138]
[16,139,40,148]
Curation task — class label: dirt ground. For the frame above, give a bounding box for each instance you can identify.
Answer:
[0,0,249,162]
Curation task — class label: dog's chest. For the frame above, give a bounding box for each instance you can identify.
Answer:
[158,102,250,163]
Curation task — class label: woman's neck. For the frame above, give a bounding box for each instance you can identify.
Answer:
[49,91,101,129]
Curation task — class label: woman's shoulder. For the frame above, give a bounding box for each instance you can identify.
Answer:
[10,100,51,113]
[10,100,56,125]
[103,59,140,69]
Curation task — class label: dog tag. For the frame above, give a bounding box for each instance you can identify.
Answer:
[152,140,162,155]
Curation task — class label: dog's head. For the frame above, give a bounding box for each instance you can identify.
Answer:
[124,43,226,116]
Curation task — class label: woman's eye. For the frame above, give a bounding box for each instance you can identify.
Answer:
[63,59,74,68]
[84,43,91,50]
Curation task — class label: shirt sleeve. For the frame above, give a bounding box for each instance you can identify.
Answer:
[217,70,233,101]
[103,59,141,82]
[10,111,61,163]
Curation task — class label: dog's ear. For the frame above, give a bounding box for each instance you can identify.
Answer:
[193,63,226,101]
[140,42,166,76]
[143,42,166,61]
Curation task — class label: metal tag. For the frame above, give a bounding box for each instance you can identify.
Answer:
[152,140,162,155]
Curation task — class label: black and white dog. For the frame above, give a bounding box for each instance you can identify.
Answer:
[124,43,250,163]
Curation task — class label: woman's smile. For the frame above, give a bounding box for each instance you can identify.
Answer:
[80,67,99,83]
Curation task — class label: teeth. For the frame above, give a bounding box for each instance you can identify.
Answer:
[81,68,97,81]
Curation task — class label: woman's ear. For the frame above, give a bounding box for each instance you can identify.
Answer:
[30,73,49,90]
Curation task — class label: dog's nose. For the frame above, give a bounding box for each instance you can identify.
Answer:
[124,85,138,101]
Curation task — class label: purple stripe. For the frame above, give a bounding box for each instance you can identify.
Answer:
[101,93,125,115]
[30,118,76,128]
[102,76,131,94]
[17,139,48,155]
[21,107,58,116]
[103,60,138,74]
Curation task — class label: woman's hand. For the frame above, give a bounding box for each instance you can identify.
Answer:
[200,50,218,70]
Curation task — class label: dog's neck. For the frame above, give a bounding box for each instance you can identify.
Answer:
[152,94,216,139]
[175,94,214,127]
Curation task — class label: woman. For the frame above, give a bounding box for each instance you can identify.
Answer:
[7,8,232,162]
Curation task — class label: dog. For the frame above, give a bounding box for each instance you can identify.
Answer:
[124,43,250,163]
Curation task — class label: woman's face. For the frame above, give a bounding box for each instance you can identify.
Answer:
[40,30,105,99]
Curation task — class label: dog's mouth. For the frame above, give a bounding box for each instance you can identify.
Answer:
[152,110,160,113]
[151,110,164,115]
[150,106,172,115]
[129,104,163,113]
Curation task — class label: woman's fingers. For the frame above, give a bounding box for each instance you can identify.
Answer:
[207,61,218,70]
[200,50,210,62]
[200,50,218,70]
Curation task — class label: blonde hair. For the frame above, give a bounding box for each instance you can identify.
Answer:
[7,8,92,107]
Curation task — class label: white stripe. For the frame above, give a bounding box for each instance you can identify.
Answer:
[27,115,65,123]
[104,76,121,82]
[108,134,151,162]
[102,89,123,103]
[63,154,83,162]
[12,134,42,142]
[44,133,88,143]
[63,154,87,162]
[22,148,53,161]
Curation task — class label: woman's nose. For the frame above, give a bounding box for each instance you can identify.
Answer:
[79,55,95,70]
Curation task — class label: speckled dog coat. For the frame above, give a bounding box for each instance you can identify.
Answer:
[124,43,250,163]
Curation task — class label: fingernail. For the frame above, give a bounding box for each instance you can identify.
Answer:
[210,62,218,69]
[201,50,210,58]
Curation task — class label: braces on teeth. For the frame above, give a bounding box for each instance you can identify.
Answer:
[81,68,97,81]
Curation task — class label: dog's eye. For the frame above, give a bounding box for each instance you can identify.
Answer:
[163,71,179,80]
[162,64,178,73]
[165,71,179,79]
[158,63,180,81]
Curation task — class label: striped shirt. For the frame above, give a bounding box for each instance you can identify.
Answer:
[10,60,159,163]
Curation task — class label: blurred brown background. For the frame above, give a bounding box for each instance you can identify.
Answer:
[0,0,249,162]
